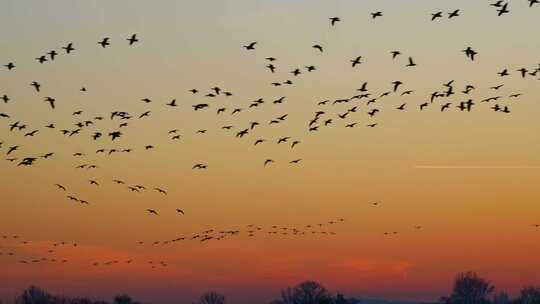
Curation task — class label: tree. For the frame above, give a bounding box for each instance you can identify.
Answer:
[492,292,510,304]
[113,294,134,304]
[514,286,540,304]
[275,281,334,304]
[16,286,55,304]
[440,271,495,304]
[196,291,226,304]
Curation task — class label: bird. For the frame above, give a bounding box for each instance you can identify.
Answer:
[192,164,207,169]
[48,50,58,60]
[7,146,19,155]
[278,137,290,144]
[448,9,460,18]
[497,3,510,16]
[243,42,257,50]
[166,99,177,107]
[4,62,15,70]
[63,43,75,53]
[529,0,539,7]
[154,188,167,195]
[371,11,383,19]
[406,57,417,67]
[24,130,38,137]
[55,184,66,191]
[98,37,110,48]
[392,80,403,92]
[329,17,340,26]
[146,209,158,215]
[44,97,56,109]
[441,103,452,111]
[462,47,477,61]
[127,34,139,45]
[36,55,47,64]
[176,209,185,215]
[312,44,323,52]
[431,11,443,21]
[30,81,41,92]
[350,56,362,67]
[266,64,276,73]
[517,68,529,78]
[264,159,275,166]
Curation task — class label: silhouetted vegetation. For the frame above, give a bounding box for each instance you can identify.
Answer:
[195,291,226,304]
[3,274,539,304]
[439,271,495,304]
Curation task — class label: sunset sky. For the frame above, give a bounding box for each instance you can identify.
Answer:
[1,1,539,303]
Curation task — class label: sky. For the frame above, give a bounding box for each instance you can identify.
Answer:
[0,0,539,303]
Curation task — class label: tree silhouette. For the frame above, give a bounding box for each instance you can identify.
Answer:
[274,281,334,304]
[440,271,495,304]
[196,291,226,304]
[16,286,55,304]
[113,294,136,304]
[514,286,540,304]
[492,292,510,304]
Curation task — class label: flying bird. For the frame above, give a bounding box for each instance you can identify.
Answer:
[243,42,257,50]
[127,34,139,45]
[329,17,341,26]
[98,37,110,48]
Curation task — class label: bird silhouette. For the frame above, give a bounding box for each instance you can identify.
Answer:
[98,37,111,48]
[371,11,383,19]
[30,81,41,92]
[312,44,323,52]
[329,17,340,26]
[146,209,158,215]
[44,97,56,109]
[350,56,362,67]
[448,9,460,18]
[431,11,443,21]
[4,62,15,70]
[243,42,257,50]
[127,34,139,45]
[63,43,75,53]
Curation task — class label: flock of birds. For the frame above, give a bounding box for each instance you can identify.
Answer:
[1,1,540,270]
[1,218,350,268]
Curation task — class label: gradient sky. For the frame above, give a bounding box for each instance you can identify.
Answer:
[1,1,539,303]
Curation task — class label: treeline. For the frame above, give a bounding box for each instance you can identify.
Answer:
[1,271,539,304]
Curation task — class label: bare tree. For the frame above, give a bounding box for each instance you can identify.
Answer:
[16,286,55,304]
[515,286,540,304]
[440,271,495,304]
[275,281,334,304]
[196,291,226,304]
